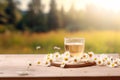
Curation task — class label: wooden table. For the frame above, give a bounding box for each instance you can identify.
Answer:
[0,54,120,80]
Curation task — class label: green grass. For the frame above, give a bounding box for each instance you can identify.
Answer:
[0,30,120,54]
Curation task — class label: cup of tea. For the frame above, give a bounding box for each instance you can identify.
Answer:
[64,37,85,56]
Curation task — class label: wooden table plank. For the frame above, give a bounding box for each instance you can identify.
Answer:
[0,54,119,80]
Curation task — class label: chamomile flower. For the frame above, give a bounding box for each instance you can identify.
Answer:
[45,54,53,60]
[116,58,120,65]
[88,52,95,58]
[96,59,104,66]
[63,56,69,63]
[82,53,89,59]
[108,57,114,61]
[92,56,98,62]
[36,46,41,50]
[53,52,61,62]
[106,60,111,66]
[71,56,80,63]
[60,62,66,68]
[48,57,53,63]
[79,54,88,62]
[45,60,51,67]
[54,52,60,58]
[113,58,120,65]
[108,62,118,68]
[64,51,71,57]
[100,54,108,60]
[101,58,108,65]
[53,46,61,50]
[44,54,53,67]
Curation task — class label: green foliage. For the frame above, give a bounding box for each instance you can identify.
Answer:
[5,0,17,24]
[0,30,119,54]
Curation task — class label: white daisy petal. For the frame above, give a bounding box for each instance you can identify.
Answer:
[60,62,66,68]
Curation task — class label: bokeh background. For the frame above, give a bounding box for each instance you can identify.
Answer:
[0,0,120,54]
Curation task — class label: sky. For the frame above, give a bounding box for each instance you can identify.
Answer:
[18,0,91,12]
[18,0,120,13]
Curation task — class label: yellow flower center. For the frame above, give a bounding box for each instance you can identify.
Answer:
[56,55,58,57]
[74,59,77,62]
[89,54,92,57]
[107,62,110,65]
[64,58,68,61]
[98,61,101,64]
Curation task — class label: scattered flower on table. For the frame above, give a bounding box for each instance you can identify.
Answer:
[108,62,118,68]
[112,58,120,66]
[45,60,51,67]
[36,46,41,50]
[96,59,104,66]
[53,46,61,50]
[60,62,66,68]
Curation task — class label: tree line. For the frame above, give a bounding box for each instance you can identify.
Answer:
[0,0,120,33]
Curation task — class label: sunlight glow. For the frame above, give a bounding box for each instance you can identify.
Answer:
[19,0,120,13]
[92,0,120,12]
[75,0,120,12]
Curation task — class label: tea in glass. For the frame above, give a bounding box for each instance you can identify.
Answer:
[64,38,85,56]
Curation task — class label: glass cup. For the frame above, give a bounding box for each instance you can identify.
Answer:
[64,37,85,56]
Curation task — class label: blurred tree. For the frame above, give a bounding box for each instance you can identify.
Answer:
[59,5,65,28]
[47,0,61,30]
[17,0,47,32]
[32,0,41,14]
[66,3,80,32]
[5,0,17,24]
[5,0,22,31]
[0,0,7,24]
